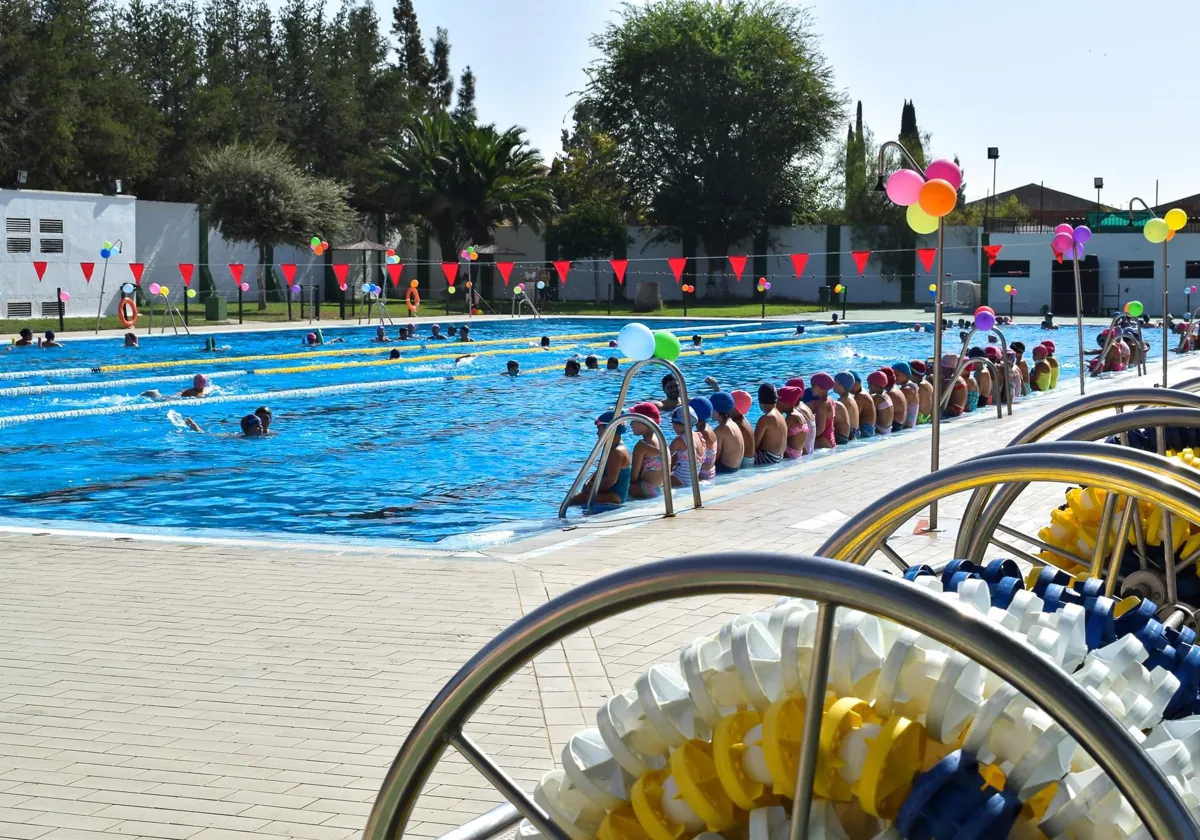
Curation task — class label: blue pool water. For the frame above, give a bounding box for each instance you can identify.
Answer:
[0,318,1084,545]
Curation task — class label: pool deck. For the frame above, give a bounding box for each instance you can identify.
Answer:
[1,351,1196,840]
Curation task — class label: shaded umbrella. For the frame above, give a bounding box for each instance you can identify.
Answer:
[332,237,393,292]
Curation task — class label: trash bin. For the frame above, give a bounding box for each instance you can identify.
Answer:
[204,296,228,322]
[817,286,830,310]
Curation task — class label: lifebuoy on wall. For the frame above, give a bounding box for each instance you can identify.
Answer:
[406,286,420,314]
[118,298,138,328]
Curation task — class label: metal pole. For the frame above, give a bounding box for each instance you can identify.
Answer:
[237,284,243,325]
[56,287,64,332]
[184,288,189,326]
[1163,239,1170,387]
[1072,253,1086,395]
[608,281,613,316]
[789,603,835,840]
[927,220,945,530]
[315,283,321,322]
[285,267,293,322]
[842,286,847,321]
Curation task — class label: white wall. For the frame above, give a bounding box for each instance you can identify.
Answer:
[136,200,198,295]
[0,189,137,317]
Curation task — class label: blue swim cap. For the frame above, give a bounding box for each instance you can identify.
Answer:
[795,324,806,334]
[710,391,735,414]
[850,371,861,384]
[596,410,625,437]
[892,361,911,377]
[688,396,713,422]
[834,371,855,391]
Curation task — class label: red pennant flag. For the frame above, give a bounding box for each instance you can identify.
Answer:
[33,261,47,281]
[227,263,243,284]
[332,264,350,285]
[387,263,402,286]
[441,262,458,285]
[610,258,628,284]
[279,264,297,285]
[982,244,1003,266]
[728,255,747,281]
[129,263,145,284]
[496,262,514,286]
[178,263,194,286]
[554,260,571,284]
[790,253,810,277]
[1052,245,1064,264]
[80,263,95,283]
[916,248,937,273]
[667,257,687,283]
[851,250,871,276]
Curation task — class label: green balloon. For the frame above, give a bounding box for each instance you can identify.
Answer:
[310,236,321,246]
[1128,301,1144,318]
[652,329,682,362]
[102,241,112,250]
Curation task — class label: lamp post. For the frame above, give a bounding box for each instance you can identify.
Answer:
[1095,177,1104,218]
[1129,198,1187,386]
[986,147,999,228]
[876,141,959,530]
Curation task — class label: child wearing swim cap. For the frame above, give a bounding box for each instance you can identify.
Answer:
[890,363,919,429]
[1030,345,1052,391]
[180,373,208,398]
[689,397,717,480]
[776,385,810,459]
[849,371,875,438]
[729,390,756,467]
[668,405,704,487]
[809,373,838,448]
[866,371,893,434]
[708,391,744,474]
[908,360,933,424]
[570,411,631,507]
[753,384,787,465]
[832,372,859,443]
[628,403,665,499]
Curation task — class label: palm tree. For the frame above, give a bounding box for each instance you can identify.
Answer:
[381,114,555,260]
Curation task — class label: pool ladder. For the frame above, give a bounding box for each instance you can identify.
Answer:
[559,359,703,519]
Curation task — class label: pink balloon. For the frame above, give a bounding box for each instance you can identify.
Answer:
[58,291,70,302]
[1054,223,1074,236]
[1052,232,1074,253]
[885,169,924,206]
[924,158,962,191]
[148,283,161,295]
[240,282,250,292]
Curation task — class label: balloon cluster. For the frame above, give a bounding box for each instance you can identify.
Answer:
[361,282,382,297]
[1125,300,1145,318]
[833,283,845,294]
[1051,224,1091,259]
[974,305,996,332]
[681,283,695,294]
[99,240,121,259]
[928,283,937,297]
[1145,209,1188,244]
[513,283,525,296]
[616,323,682,362]
[385,247,400,266]
[149,283,164,296]
[885,158,961,234]
[309,236,330,257]
[460,245,479,261]
[1004,284,1018,297]
[756,277,772,292]
[1186,285,1198,295]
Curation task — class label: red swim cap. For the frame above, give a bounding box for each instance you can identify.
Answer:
[630,402,661,425]
[778,386,803,408]
[880,366,896,388]
[909,359,927,374]
[786,377,805,390]
[867,371,888,388]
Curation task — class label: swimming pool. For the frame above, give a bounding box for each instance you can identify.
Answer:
[0,317,1083,545]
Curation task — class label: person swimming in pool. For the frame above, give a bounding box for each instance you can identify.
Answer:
[867,371,893,436]
[1041,340,1060,388]
[777,385,810,459]
[183,413,264,437]
[506,360,520,376]
[13,328,34,347]
[1030,344,1053,391]
[430,324,447,341]
[669,405,704,487]
[124,332,139,348]
[832,372,859,443]
[909,360,934,424]
[606,357,619,371]
[144,373,210,400]
[657,373,682,412]
[447,326,458,338]
[754,383,787,465]
[40,330,63,348]
[628,402,665,499]
[570,410,631,508]
[709,391,745,474]
[809,373,838,449]
[254,406,273,433]
[1041,312,1059,330]
[850,372,876,438]
[584,354,599,370]
[892,363,919,429]
[539,335,551,349]
[828,313,840,325]
[372,326,392,343]
[459,325,475,343]
[729,389,756,467]
[389,348,401,359]
[564,358,581,377]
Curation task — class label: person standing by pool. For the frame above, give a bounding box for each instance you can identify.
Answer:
[832,372,859,442]
[669,405,703,487]
[1030,345,1053,391]
[709,392,745,474]
[570,410,631,508]
[628,402,665,499]
[689,396,718,481]
[891,363,919,429]
[909,360,934,424]
[867,371,893,435]
[851,372,876,438]
[809,373,838,449]
[753,383,787,464]
[730,389,756,468]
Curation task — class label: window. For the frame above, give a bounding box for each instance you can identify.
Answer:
[40,301,64,317]
[5,218,31,233]
[1187,261,1200,280]
[6,302,32,318]
[39,238,64,253]
[6,237,31,253]
[990,259,1030,278]
[38,219,63,234]
[1119,260,1155,279]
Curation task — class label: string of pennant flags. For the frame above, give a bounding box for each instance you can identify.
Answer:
[21,245,1013,289]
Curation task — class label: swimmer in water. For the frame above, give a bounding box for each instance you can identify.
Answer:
[628,402,665,499]
[506,360,520,376]
[124,333,139,348]
[13,328,34,347]
[657,374,681,411]
[255,406,273,433]
[564,358,581,377]
[539,335,551,349]
[372,326,392,343]
[389,348,401,359]
[692,334,704,355]
[584,354,599,370]
[828,313,840,326]
[459,325,474,343]
[447,326,458,338]
[40,330,63,348]
[180,373,209,398]
[570,410,631,507]
[606,357,619,371]
[430,324,446,341]
[753,383,787,465]
[239,414,264,437]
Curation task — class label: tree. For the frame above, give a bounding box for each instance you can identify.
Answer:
[843,101,866,211]
[453,67,476,123]
[429,27,453,109]
[898,99,925,169]
[390,0,430,88]
[197,144,355,308]
[583,0,841,293]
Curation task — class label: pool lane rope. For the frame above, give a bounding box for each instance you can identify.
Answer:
[0,333,855,428]
[0,323,758,381]
[0,371,252,398]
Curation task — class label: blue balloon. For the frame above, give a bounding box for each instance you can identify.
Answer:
[100,248,111,259]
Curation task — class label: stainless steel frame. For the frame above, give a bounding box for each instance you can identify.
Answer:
[942,354,1005,419]
[558,411,674,519]
[1130,197,1170,387]
[952,325,1014,416]
[363,554,1198,840]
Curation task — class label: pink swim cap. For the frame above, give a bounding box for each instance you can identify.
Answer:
[786,377,805,390]
[307,332,317,343]
[630,402,661,426]
[984,346,1002,362]
[193,374,208,389]
[811,372,835,392]
[867,371,888,388]
[777,386,803,408]
[879,367,895,388]
[731,390,753,415]
[1042,340,1056,353]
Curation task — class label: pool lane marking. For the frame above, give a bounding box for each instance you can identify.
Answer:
[0,371,252,398]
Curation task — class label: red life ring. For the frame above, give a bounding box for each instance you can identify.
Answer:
[118,298,138,328]
[406,286,420,314]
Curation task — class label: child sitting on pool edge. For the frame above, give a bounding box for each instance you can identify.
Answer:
[628,403,665,498]
[569,411,631,508]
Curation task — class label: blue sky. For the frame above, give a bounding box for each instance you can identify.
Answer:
[395,0,1197,206]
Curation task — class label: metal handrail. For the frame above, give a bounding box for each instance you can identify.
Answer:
[557,412,673,519]
[952,326,1014,415]
[361,553,1198,840]
[511,296,540,319]
[1176,306,1200,353]
[951,388,1200,559]
[1129,197,1171,386]
[942,355,1004,419]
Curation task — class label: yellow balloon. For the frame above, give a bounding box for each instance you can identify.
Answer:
[1145,217,1169,244]
[928,283,937,292]
[159,285,170,295]
[1166,208,1188,231]
[1004,284,1012,293]
[907,203,939,235]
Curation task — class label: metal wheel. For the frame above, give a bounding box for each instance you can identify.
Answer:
[361,554,1196,840]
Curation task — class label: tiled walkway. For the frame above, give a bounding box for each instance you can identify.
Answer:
[1,356,1196,839]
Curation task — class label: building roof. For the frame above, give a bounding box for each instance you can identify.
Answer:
[964,183,1113,213]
